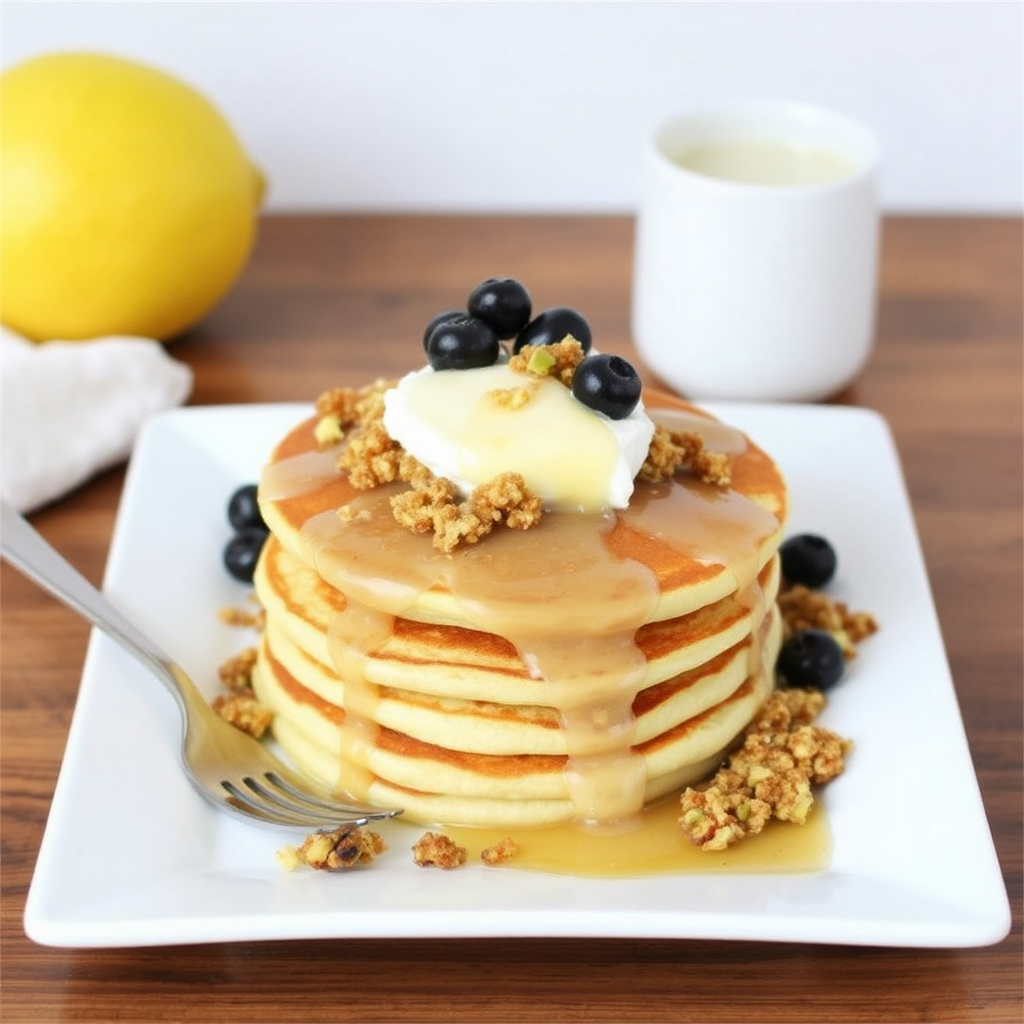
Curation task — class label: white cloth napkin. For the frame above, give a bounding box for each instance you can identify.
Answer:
[0,328,193,513]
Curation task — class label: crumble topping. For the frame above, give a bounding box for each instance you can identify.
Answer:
[679,688,852,851]
[217,646,257,690]
[777,583,879,659]
[211,688,273,739]
[412,831,468,869]
[486,383,538,410]
[315,379,390,444]
[217,601,265,631]
[338,418,405,490]
[508,335,586,386]
[389,469,543,553]
[278,825,388,872]
[480,836,519,865]
[639,424,732,487]
[214,604,271,736]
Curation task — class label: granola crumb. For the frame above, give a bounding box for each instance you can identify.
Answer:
[471,472,544,531]
[508,336,587,386]
[337,503,373,526]
[211,688,273,738]
[412,831,468,869]
[486,383,538,410]
[217,646,258,690]
[315,380,390,428]
[639,425,732,487]
[679,688,852,851]
[339,418,405,489]
[217,601,265,630]
[390,470,543,553]
[288,825,388,871]
[777,583,879,659]
[480,836,519,866]
[314,381,391,450]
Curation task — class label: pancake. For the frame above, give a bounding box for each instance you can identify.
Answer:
[253,383,789,827]
[259,601,774,755]
[254,533,781,706]
[252,608,780,827]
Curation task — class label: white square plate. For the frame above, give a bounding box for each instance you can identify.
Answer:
[23,403,1011,948]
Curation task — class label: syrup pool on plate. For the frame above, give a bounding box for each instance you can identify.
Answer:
[435,799,831,878]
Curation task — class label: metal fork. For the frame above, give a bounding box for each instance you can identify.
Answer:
[1,502,402,830]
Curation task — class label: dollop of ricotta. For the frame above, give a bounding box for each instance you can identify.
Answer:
[382,363,655,512]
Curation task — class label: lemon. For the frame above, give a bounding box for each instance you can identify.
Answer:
[0,52,265,342]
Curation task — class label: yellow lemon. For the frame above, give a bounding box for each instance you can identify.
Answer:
[0,52,265,342]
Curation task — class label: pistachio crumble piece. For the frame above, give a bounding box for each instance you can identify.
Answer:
[486,383,538,410]
[480,836,520,866]
[639,424,732,487]
[412,831,468,869]
[679,688,852,851]
[211,688,273,739]
[279,825,388,872]
[217,646,258,691]
[508,335,586,386]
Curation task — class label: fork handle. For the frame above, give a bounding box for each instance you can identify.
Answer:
[1,501,190,716]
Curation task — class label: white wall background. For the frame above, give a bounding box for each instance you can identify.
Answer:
[3,1,1022,214]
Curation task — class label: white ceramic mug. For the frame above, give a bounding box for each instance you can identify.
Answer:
[631,99,881,402]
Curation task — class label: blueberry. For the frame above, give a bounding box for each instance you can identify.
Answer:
[513,307,592,354]
[571,353,642,420]
[777,629,845,691]
[426,315,500,371]
[422,309,463,351]
[227,483,266,532]
[223,527,269,583]
[780,533,838,588]
[467,278,532,340]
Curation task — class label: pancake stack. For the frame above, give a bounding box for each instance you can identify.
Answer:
[252,389,788,828]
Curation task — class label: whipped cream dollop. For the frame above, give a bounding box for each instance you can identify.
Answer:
[382,362,655,512]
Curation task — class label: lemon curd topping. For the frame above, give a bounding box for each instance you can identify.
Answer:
[382,363,655,512]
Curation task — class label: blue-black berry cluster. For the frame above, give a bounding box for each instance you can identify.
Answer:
[223,483,268,583]
[776,534,845,691]
[422,278,532,371]
[422,278,641,420]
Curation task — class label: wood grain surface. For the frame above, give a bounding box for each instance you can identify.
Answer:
[1,214,1020,1023]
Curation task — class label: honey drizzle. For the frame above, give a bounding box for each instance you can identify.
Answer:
[259,448,339,501]
[325,598,389,802]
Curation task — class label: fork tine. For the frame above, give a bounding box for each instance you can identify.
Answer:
[221,779,370,829]
[239,775,377,827]
[263,772,403,821]
[221,792,334,829]
[220,785,323,827]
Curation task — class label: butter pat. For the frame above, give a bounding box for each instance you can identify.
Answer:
[383,363,655,511]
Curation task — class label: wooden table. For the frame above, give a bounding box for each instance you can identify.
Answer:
[2,215,1021,1023]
